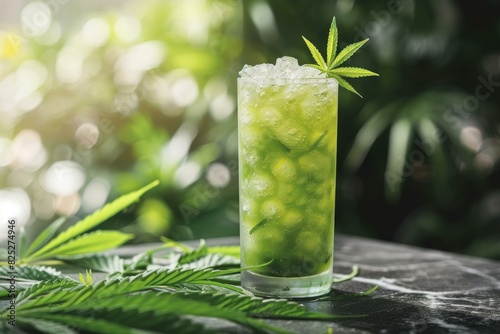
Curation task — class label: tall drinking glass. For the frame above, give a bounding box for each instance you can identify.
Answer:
[238,71,338,298]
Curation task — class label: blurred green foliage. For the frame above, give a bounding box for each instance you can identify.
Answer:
[0,0,242,242]
[0,0,499,259]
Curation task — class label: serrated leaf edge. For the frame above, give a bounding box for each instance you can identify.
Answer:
[331,38,369,68]
[331,74,362,98]
[326,17,338,66]
[302,36,326,70]
[330,67,379,78]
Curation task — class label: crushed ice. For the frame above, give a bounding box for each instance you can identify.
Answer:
[239,56,326,79]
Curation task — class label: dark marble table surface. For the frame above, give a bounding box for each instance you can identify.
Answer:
[113,234,500,334]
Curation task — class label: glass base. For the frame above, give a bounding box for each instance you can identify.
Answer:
[241,269,332,298]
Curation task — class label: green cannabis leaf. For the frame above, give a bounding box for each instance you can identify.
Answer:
[0,178,378,334]
[0,266,77,298]
[3,264,339,334]
[19,180,159,264]
[302,17,379,97]
[62,254,125,273]
[0,247,375,334]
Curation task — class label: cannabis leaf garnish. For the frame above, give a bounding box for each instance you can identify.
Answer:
[302,17,379,97]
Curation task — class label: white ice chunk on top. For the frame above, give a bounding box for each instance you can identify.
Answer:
[239,56,326,79]
[275,56,299,70]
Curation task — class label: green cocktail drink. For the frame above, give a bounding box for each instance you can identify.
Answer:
[238,57,338,297]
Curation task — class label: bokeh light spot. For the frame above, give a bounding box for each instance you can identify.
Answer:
[474,152,495,174]
[0,60,47,117]
[207,163,231,188]
[175,161,201,188]
[0,188,31,242]
[249,1,279,43]
[75,123,100,149]
[460,126,482,152]
[0,32,23,58]
[115,16,141,43]
[54,193,81,216]
[170,75,199,107]
[82,178,110,212]
[12,129,47,171]
[42,160,86,196]
[114,41,166,86]
[21,1,52,37]
[56,46,84,83]
[161,123,196,167]
[82,18,110,47]
[138,198,172,236]
[209,92,234,121]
